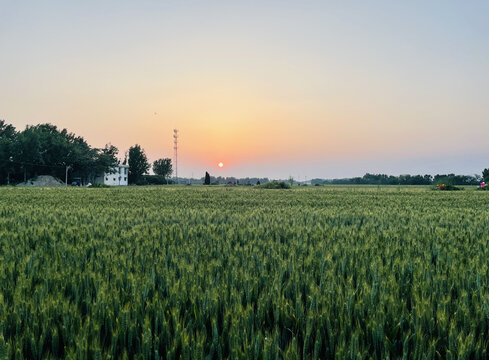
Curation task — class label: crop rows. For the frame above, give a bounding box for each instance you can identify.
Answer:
[1,186,489,359]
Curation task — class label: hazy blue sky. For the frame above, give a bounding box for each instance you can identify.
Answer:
[1,1,488,178]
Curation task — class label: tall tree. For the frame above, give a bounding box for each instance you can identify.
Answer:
[204,171,211,185]
[152,158,172,179]
[12,125,43,182]
[0,120,17,184]
[92,144,119,178]
[128,144,149,184]
[12,124,98,183]
[483,169,489,183]
[0,120,15,138]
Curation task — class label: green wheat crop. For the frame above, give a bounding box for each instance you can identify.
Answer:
[0,186,488,359]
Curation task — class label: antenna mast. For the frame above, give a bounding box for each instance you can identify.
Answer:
[173,129,178,184]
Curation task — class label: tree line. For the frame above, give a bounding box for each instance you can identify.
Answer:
[128,145,173,185]
[311,172,488,186]
[2,120,487,186]
[0,120,172,185]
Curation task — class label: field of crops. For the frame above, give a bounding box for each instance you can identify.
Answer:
[1,185,489,359]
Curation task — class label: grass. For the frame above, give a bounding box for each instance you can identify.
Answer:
[0,185,488,359]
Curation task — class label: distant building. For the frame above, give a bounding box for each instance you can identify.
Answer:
[94,164,129,186]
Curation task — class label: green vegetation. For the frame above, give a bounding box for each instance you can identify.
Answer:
[434,184,463,191]
[0,120,173,186]
[128,145,150,184]
[88,183,111,188]
[152,159,173,180]
[138,175,172,186]
[256,181,291,189]
[483,169,489,183]
[0,120,119,185]
[312,173,482,186]
[1,186,489,359]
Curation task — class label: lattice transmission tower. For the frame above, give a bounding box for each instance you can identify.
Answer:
[173,129,178,184]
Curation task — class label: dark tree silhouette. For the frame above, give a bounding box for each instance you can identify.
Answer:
[483,168,489,183]
[128,144,149,184]
[204,171,211,185]
[152,158,172,179]
[0,121,118,184]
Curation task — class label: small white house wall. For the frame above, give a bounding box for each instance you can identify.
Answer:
[95,165,129,186]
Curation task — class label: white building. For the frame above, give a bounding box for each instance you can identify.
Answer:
[95,164,129,186]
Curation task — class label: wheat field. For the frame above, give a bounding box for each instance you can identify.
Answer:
[1,186,488,359]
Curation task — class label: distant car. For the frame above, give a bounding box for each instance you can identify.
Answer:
[71,177,83,186]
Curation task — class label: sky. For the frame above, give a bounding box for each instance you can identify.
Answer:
[1,1,488,179]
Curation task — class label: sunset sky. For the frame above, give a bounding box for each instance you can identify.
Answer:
[1,1,488,179]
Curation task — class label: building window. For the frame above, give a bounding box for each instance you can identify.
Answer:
[113,178,116,181]
[105,177,108,181]
[125,168,128,175]
[124,177,127,181]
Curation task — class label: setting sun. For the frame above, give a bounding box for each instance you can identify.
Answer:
[218,162,224,168]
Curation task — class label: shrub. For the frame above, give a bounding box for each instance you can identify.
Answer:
[256,181,290,189]
[477,182,488,191]
[434,183,463,191]
[137,175,170,185]
[88,183,110,188]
